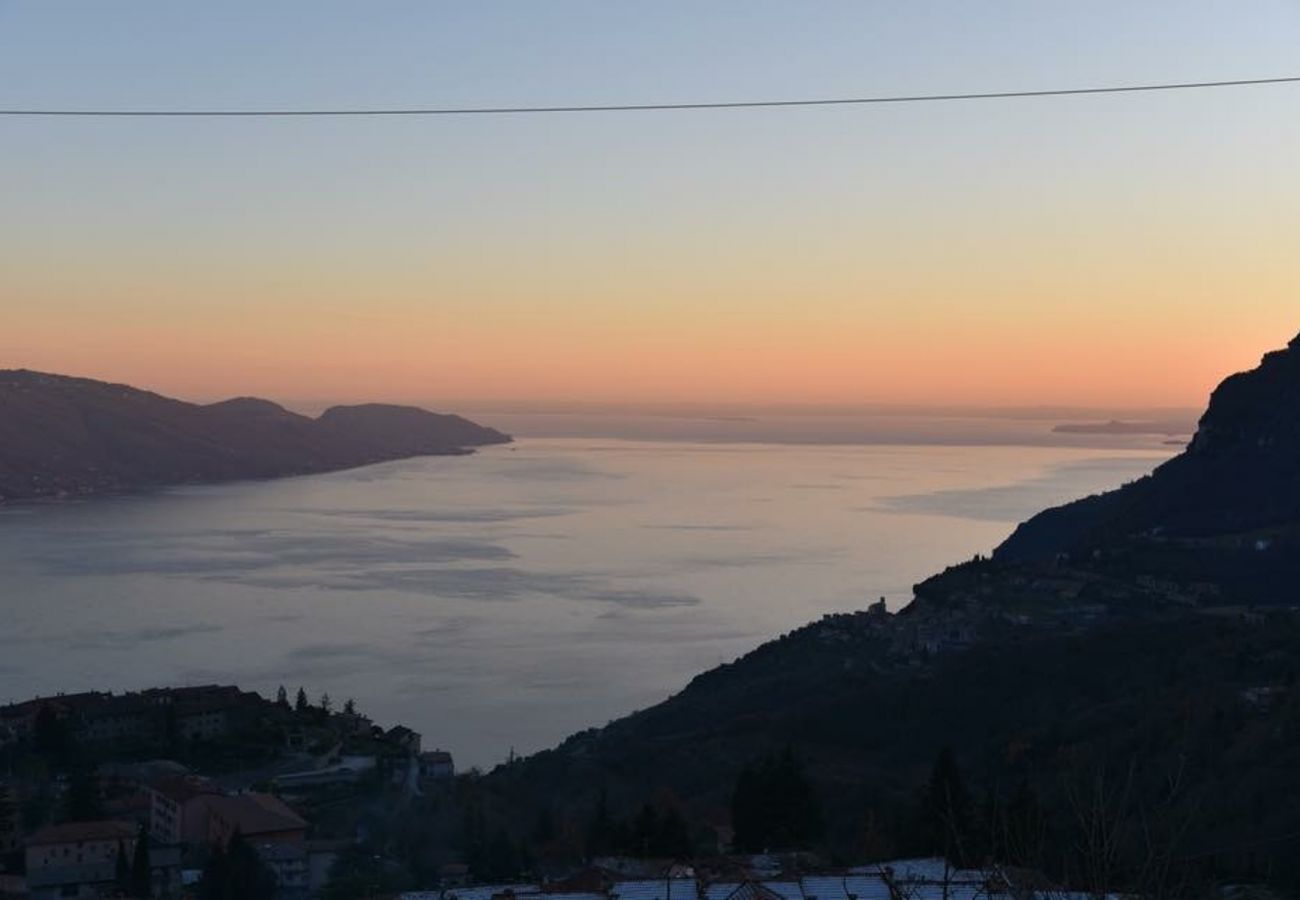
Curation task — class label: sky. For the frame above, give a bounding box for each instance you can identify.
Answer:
[2,2,1299,411]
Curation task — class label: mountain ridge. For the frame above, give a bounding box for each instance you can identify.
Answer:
[994,331,1300,600]
[0,368,510,502]
[475,328,1300,883]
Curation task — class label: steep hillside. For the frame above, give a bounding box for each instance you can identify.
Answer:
[997,331,1300,566]
[0,370,510,501]
[474,329,1300,886]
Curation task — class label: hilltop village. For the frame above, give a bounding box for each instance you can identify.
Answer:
[0,684,455,898]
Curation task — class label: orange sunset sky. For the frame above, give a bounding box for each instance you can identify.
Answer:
[3,3,1298,411]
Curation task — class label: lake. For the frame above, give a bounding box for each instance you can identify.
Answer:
[0,434,1171,767]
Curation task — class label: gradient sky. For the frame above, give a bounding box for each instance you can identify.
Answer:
[3,2,1299,410]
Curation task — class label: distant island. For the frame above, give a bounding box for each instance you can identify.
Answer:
[0,369,510,502]
[1051,418,1190,436]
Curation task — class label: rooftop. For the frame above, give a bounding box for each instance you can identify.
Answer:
[27,820,137,847]
[206,792,308,835]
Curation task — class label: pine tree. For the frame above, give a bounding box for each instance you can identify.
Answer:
[294,687,309,712]
[343,697,356,716]
[1002,779,1045,867]
[654,806,695,859]
[202,830,275,900]
[630,804,659,856]
[63,770,103,822]
[730,764,761,852]
[924,746,974,866]
[585,789,618,858]
[115,840,131,893]
[131,825,151,898]
[33,705,69,758]
[731,749,822,852]
[275,685,289,709]
[531,807,556,844]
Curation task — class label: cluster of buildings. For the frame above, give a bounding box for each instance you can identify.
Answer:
[0,686,456,899]
[22,820,180,900]
[16,765,338,899]
[404,857,1101,900]
[0,685,264,749]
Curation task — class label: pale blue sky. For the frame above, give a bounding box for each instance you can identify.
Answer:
[3,3,1299,407]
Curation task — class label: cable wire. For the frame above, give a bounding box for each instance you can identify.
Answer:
[2,75,1298,117]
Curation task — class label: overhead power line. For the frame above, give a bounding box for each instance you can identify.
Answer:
[1,75,1298,118]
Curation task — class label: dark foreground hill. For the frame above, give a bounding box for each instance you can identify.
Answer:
[469,331,1300,890]
[998,332,1300,572]
[0,369,510,501]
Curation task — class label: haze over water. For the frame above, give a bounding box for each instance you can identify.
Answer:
[0,418,1172,767]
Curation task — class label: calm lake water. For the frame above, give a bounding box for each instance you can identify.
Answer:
[0,437,1171,766]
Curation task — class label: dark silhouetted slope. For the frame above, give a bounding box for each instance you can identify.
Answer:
[0,370,509,501]
[477,330,1300,885]
[998,331,1300,566]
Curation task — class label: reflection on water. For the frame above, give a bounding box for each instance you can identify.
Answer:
[0,438,1168,766]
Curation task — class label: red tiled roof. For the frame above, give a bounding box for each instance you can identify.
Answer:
[28,820,137,846]
[207,793,308,836]
[151,774,219,803]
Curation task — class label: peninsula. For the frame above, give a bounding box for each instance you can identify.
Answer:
[0,370,511,502]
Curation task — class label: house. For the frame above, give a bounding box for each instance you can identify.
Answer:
[98,759,190,796]
[1,685,263,751]
[0,783,21,857]
[205,793,308,847]
[439,862,471,887]
[76,694,156,743]
[149,774,220,846]
[418,750,455,781]
[253,839,346,897]
[385,725,421,754]
[24,820,136,900]
[254,841,310,893]
[0,693,107,742]
[306,840,350,895]
[333,710,373,736]
[143,685,258,742]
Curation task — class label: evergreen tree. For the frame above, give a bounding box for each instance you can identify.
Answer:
[275,685,289,709]
[531,806,556,844]
[0,786,19,853]
[320,692,332,714]
[1002,779,1046,867]
[163,704,181,753]
[343,697,357,716]
[131,825,151,897]
[731,764,761,851]
[483,827,522,880]
[630,804,659,856]
[653,806,695,859]
[115,840,131,893]
[63,770,103,822]
[585,789,620,858]
[201,830,275,900]
[294,687,309,712]
[33,705,69,760]
[730,749,823,852]
[321,846,412,900]
[924,746,975,866]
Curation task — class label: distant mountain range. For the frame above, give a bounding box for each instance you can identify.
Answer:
[484,329,1300,885]
[0,370,510,502]
[1050,419,1189,435]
